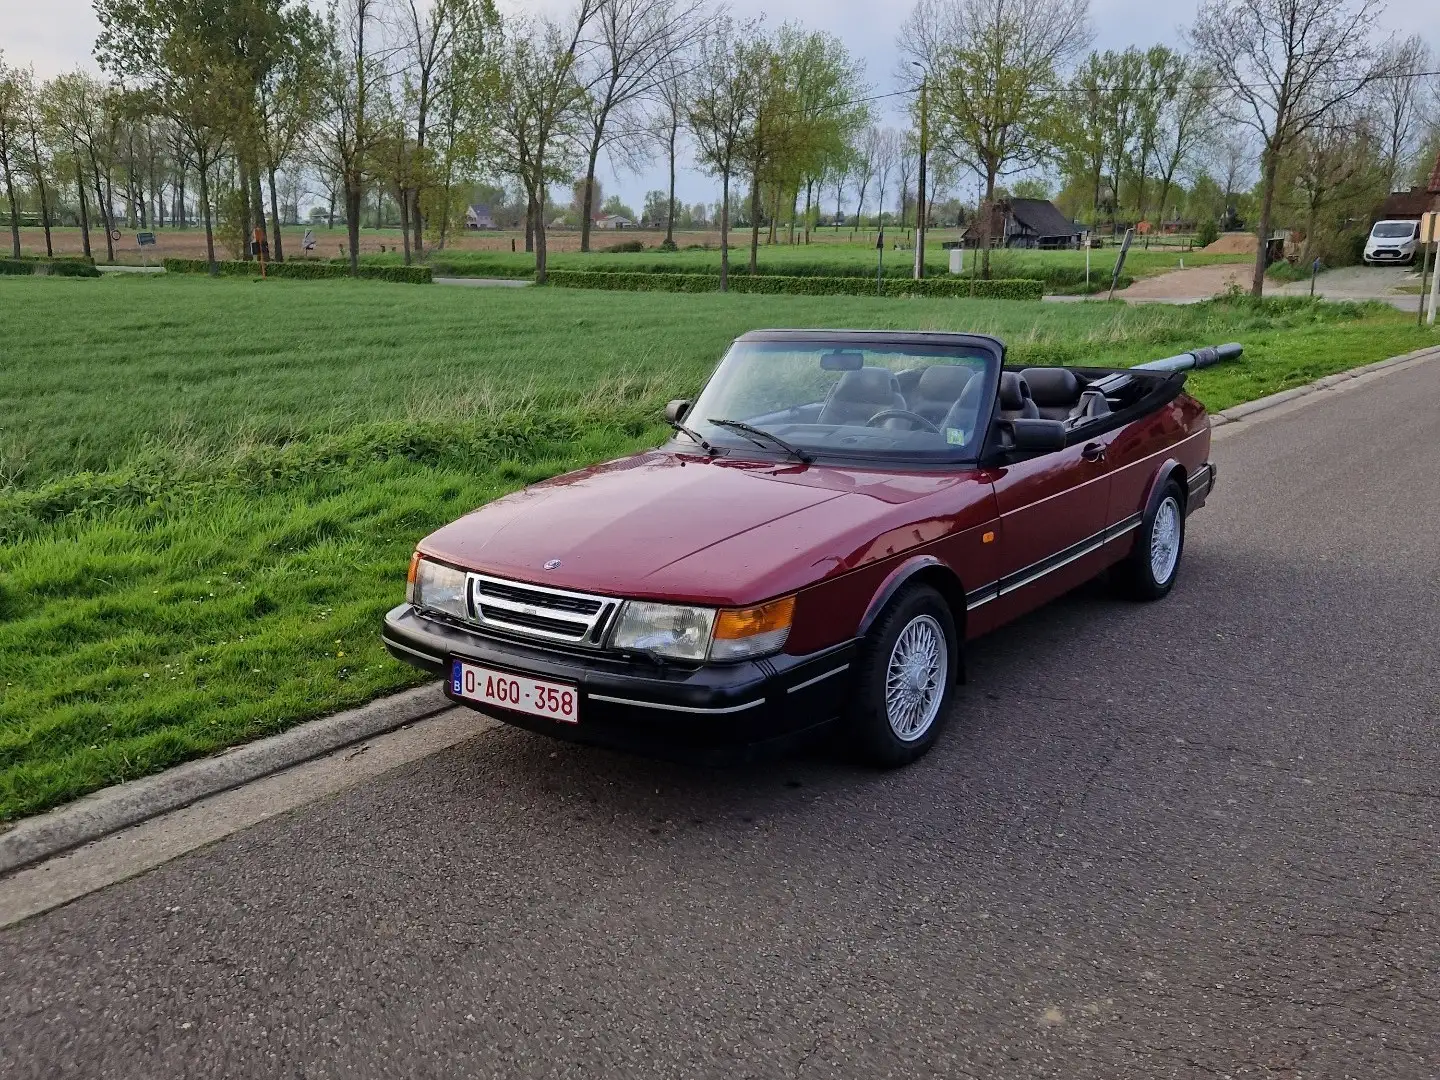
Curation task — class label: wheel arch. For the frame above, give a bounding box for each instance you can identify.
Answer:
[1142,458,1189,520]
[856,556,968,682]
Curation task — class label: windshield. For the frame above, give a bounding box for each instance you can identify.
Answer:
[679,339,997,461]
[1372,221,1416,239]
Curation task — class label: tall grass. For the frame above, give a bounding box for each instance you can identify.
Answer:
[0,274,1432,820]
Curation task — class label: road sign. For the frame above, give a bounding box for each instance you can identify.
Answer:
[1421,212,1438,245]
[136,231,156,247]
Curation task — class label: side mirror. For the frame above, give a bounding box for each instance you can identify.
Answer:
[665,399,691,423]
[1007,418,1067,452]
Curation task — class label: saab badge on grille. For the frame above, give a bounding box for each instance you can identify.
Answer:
[543,559,562,570]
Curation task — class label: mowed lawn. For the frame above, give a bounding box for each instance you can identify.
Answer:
[1,274,1434,821]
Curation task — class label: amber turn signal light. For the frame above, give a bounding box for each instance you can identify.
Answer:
[714,595,796,639]
[405,551,421,604]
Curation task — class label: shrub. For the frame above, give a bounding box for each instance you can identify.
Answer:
[1195,219,1220,248]
[162,258,431,283]
[544,269,1045,301]
[657,238,678,252]
[601,239,646,253]
[0,258,101,278]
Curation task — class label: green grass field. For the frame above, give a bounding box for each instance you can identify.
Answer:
[1,274,1434,822]
[374,239,1247,290]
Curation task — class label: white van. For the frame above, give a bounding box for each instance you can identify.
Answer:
[1363,220,1419,265]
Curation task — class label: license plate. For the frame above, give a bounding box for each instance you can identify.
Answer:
[449,659,579,723]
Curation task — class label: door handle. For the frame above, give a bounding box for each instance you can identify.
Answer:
[1081,442,1106,462]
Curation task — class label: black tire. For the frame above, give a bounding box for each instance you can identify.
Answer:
[844,584,959,768]
[1113,479,1186,601]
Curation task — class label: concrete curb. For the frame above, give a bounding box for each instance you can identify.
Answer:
[1211,344,1440,426]
[0,683,452,877]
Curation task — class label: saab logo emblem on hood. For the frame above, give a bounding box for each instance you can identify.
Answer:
[543,559,562,570]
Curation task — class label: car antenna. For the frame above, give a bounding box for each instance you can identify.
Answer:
[667,419,720,456]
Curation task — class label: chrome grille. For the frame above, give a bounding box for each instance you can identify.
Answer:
[469,573,616,647]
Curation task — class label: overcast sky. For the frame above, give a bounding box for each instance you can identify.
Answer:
[6,0,1438,211]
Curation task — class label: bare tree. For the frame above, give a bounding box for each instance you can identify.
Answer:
[901,0,1091,276]
[1370,35,1432,191]
[575,0,707,253]
[315,0,383,275]
[648,52,691,248]
[1150,60,1217,228]
[1287,105,1382,263]
[1190,0,1386,295]
[871,126,899,231]
[851,125,878,234]
[0,57,23,257]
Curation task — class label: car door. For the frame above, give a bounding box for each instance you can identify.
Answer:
[976,435,1111,628]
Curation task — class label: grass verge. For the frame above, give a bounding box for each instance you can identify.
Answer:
[0,274,1434,821]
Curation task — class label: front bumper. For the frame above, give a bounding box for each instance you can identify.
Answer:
[382,604,855,762]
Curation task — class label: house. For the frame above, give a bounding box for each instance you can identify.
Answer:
[464,205,496,230]
[961,198,1083,249]
[1375,186,1438,223]
[594,214,633,230]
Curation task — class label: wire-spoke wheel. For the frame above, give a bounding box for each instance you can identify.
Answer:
[1114,479,1186,601]
[845,583,958,767]
[884,615,948,742]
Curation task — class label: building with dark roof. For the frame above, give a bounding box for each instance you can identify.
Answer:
[961,198,1083,250]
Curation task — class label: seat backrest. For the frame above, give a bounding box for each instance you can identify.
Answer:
[1020,367,1081,421]
[997,372,1040,420]
[908,365,977,425]
[818,367,906,426]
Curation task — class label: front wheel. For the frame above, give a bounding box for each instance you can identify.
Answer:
[1114,480,1185,600]
[844,584,959,767]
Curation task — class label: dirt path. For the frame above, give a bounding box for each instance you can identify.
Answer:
[1116,262,1252,300]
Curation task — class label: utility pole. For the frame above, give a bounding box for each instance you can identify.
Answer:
[912,67,927,280]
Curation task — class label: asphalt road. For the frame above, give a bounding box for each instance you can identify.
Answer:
[4,362,1439,1079]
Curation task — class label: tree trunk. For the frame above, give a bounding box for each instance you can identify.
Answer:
[579,128,604,253]
[75,157,92,257]
[249,162,268,260]
[34,137,53,257]
[534,185,549,284]
[327,188,336,229]
[2,157,20,258]
[1250,144,1280,297]
[91,152,115,263]
[399,187,412,264]
[981,169,996,279]
[268,165,285,261]
[803,181,812,244]
[664,124,677,247]
[524,193,534,253]
[237,159,253,260]
[719,170,730,291]
[748,175,761,274]
[346,178,362,274]
[197,155,217,273]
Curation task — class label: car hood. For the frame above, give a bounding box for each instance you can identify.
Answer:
[419,451,982,606]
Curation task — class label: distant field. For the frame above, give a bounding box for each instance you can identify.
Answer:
[19,225,1234,289]
[2,274,1431,821]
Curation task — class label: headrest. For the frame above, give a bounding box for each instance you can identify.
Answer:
[998,372,1032,409]
[914,365,974,399]
[1021,367,1080,405]
[831,367,899,402]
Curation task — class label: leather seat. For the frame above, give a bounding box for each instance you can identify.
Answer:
[1021,367,1082,421]
[907,365,977,425]
[818,368,907,426]
[997,372,1040,420]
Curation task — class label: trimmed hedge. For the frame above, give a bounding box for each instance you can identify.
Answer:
[545,269,1046,301]
[162,258,432,283]
[0,258,101,278]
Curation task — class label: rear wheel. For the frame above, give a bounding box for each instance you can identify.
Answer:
[1114,480,1185,600]
[845,584,958,767]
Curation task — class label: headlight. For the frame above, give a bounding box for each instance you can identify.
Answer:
[710,595,795,661]
[610,601,715,662]
[407,555,470,621]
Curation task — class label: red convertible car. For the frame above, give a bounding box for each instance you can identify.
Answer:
[383,330,1230,766]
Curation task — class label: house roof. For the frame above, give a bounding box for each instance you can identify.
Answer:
[1378,188,1435,219]
[1007,198,1079,238]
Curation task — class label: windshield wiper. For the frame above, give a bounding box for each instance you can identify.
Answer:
[668,419,720,456]
[706,419,814,464]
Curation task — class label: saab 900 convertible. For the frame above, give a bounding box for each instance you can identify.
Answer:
[383,330,1235,766]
